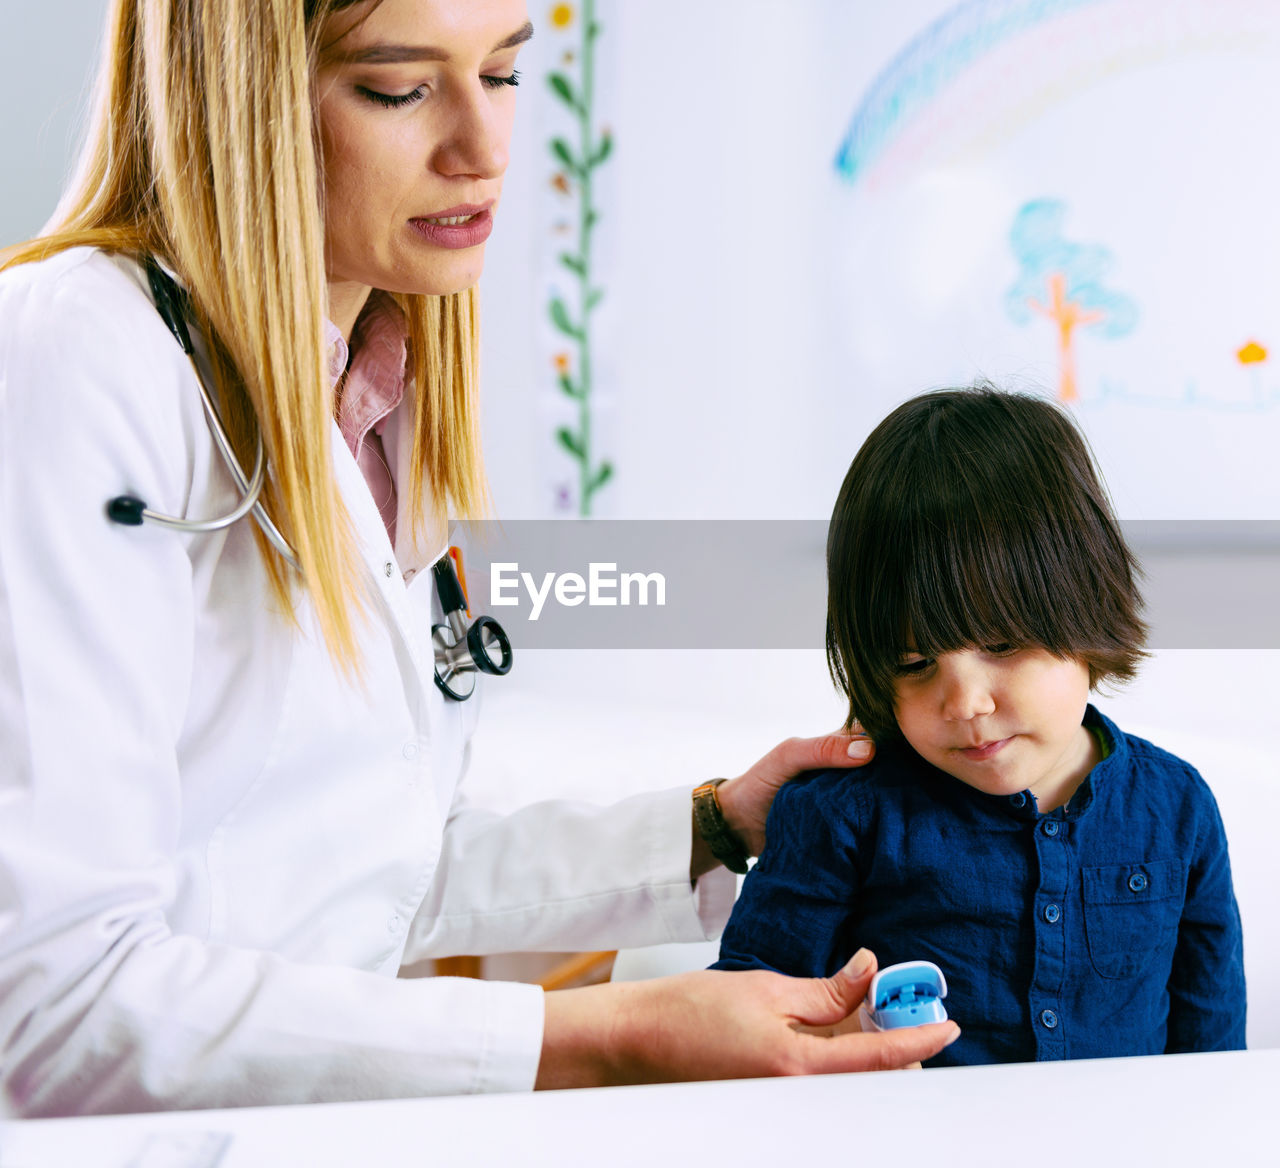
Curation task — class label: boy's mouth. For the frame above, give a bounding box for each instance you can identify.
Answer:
[956,737,1012,761]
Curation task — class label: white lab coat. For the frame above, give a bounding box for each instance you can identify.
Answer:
[0,248,733,1116]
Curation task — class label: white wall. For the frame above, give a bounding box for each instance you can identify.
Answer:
[0,0,103,245]
[10,3,1279,522]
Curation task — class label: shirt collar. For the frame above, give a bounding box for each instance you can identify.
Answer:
[328,291,408,461]
[1065,704,1126,818]
[894,703,1123,821]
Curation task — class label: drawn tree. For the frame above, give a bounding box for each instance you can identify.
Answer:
[1006,200,1137,403]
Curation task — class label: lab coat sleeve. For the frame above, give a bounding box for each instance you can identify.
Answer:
[404,784,738,960]
[0,252,544,1116]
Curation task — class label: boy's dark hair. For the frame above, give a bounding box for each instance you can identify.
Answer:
[826,386,1148,743]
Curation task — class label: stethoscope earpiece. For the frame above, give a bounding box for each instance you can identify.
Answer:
[106,495,147,526]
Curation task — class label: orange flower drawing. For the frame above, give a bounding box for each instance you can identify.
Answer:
[550,4,573,28]
[551,172,571,195]
[553,352,571,373]
[1237,341,1268,365]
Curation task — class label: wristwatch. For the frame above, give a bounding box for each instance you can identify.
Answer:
[691,779,751,875]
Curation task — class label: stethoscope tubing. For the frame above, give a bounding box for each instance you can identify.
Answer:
[109,255,511,700]
[135,258,301,570]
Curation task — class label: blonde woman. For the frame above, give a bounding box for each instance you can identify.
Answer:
[0,0,958,1115]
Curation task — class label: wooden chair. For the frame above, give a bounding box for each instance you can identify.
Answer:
[432,951,616,989]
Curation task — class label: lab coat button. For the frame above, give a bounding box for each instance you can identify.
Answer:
[384,561,395,578]
[387,914,402,934]
[402,742,419,761]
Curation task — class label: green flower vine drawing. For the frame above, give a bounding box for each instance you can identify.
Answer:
[547,0,613,515]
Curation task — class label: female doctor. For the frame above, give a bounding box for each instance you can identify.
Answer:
[0,0,959,1115]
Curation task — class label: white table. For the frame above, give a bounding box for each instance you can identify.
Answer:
[4,1049,1277,1167]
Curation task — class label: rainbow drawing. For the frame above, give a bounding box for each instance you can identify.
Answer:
[835,0,1105,184]
[834,0,1280,190]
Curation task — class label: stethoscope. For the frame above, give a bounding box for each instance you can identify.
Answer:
[105,256,513,701]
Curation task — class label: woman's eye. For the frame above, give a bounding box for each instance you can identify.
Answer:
[357,85,427,109]
[984,643,1018,657]
[481,70,521,89]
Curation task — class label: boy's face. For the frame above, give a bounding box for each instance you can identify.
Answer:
[892,646,1096,811]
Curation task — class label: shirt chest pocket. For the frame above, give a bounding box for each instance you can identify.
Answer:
[1082,859,1187,979]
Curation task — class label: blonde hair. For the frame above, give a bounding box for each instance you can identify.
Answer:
[2,0,487,670]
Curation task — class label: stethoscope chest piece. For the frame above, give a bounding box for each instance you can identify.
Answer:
[431,556,513,701]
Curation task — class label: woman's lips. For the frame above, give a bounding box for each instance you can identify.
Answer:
[957,737,1012,762]
[408,205,494,249]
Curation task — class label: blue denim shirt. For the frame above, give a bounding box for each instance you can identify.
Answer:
[713,706,1246,1064]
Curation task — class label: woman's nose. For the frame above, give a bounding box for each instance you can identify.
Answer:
[938,659,996,721]
[434,88,510,180]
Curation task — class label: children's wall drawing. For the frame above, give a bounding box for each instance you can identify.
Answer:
[828,0,1280,519]
[476,2,1277,521]
[540,0,616,517]
[1006,199,1137,403]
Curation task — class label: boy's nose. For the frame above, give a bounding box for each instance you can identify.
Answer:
[938,658,997,721]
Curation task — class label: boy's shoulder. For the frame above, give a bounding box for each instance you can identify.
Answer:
[1090,708,1220,818]
[774,739,927,818]
[1093,707,1206,786]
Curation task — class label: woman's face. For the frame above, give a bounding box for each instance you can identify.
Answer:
[314,0,531,302]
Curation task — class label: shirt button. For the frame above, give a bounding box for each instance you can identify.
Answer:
[1043,903,1061,924]
[384,561,395,578]
[403,742,420,761]
[1009,792,1027,809]
[387,914,402,934]
[1042,820,1060,837]
[1040,1009,1059,1030]
[1129,871,1149,893]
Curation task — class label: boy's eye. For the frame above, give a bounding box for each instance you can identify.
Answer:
[895,657,933,677]
[984,643,1018,657]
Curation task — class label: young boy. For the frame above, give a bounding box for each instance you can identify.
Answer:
[713,387,1246,1065]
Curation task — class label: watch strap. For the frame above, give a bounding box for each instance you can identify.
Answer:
[691,779,751,875]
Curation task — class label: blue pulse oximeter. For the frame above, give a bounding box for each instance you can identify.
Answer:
[862,960,949,1031]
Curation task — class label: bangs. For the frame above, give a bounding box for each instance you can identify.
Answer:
[856,513,1113,673]
[825,387,1148,741]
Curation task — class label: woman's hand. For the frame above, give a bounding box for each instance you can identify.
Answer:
[535,947,958,1089]
[691,729,873,878]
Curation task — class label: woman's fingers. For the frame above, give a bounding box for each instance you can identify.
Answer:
[799,1022,960,1074]
[791,948,960,1069]
[788,946,875,1024]
[717,733,876,856]
[792,947,876,1037]
[765,732,875,777]
[537,956,959,1089]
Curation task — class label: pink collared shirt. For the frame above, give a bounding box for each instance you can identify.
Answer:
[326,292,406,546]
